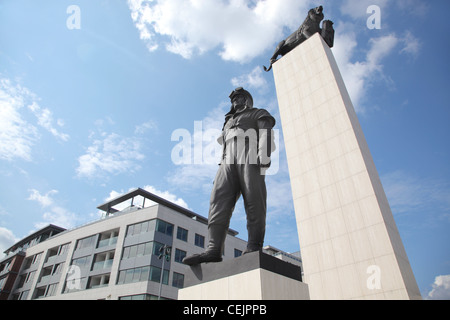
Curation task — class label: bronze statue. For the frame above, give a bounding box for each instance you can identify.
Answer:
[264,5,334,72]
[183,88,276,265]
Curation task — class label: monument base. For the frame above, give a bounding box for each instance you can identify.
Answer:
[177,251,309,300]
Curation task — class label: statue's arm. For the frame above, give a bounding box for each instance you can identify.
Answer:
[257,117,276,167]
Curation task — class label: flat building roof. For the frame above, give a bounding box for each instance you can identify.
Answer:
[96,187,239,236]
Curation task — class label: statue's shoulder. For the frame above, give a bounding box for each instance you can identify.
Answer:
[247,107,270,117]
[250,108,276,126]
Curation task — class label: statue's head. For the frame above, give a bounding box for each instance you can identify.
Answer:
[308,5,324,22]
[229,87,253,112]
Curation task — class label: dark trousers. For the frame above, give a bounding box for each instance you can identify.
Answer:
[207,163,267,252]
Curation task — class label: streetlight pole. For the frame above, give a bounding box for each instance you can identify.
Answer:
[158,244,171,300]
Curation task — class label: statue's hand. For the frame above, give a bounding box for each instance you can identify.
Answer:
[257,156,271,168]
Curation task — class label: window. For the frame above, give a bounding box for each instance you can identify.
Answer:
[45,248,58,263]
[117,266,168,285]
[177,227,188,242]
[17,275,26,289]
[126,220,155,237]
[53,262,64,275]
[121,242,154,260]
[195,234,205,248]
[23,257,32,269]
[45,243,68,263]
[46,283,58,297]
[75,235,96,250]
[92,251,115,271]
[63,276,85,294]
[149,266,169,284]
[174,249,186,263]
[39,266,53,282]
[33,283,61,299]
[25,271,35,284]
[119,294,160,300]
[87,274,110,289]
[97,229,119,248]
[18,290,29,300]
[172,272,184,288]
[234,249,243,258]
[153,241,165,255]
[33,253,42,264]
[0,261,10,273]
[33,287,46,299]
[117,266,149,284]
[71,256,91,268]
[156,219,173,236]
[59,243,70,255]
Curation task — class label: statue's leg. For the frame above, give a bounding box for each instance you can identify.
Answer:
[270,40,285,62]
[183,164,240,265]
[207,164,241,251]
[238,164,267,253]
[264,40,286,72]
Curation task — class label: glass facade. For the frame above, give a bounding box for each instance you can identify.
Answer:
[5,205,249,300]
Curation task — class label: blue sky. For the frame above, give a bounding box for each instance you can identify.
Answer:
[0,0,449,299]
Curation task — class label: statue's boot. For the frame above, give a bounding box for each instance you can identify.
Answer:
[243,225,265,254]
[182,250,222,266]
[182,225,227,266]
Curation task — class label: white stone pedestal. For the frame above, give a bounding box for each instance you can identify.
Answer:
[272,33,421,300]
[177,251,309,300]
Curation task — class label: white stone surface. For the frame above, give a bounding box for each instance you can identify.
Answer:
[273,33,421,300]
[178,269,310,300]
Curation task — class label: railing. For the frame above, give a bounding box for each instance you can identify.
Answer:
[97,237,118,249]
[92,259,114,271]
[38,274,51,283]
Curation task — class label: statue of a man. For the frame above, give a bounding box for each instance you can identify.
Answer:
[183,87,276,265]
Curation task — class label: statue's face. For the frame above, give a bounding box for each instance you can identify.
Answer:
[232,94,246,111]
[309,5,324,21]
[314,6,323,15]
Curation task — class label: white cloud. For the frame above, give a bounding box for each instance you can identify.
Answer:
[28,189,58,208]
[168,163,219,194]
[104,185,189,212]
[0,227,18,256]
[396,0,429,17]
[381,170,450,221]
[76,132,145,179]
[27,189,79,229]
[400,31,421,58]
[127,0,311,62]
[333,31,399,114]
[266,173,293,217]
[334,1,423,114]
[142,185,189,208]
[0,77,69,162]
[231,66,268,92]
[425,275,450,300]
[0,78,39,161]
[340,0,389,20]
[135,120,158,135]
[167,103,227,192]
[35,206,79,231]
[28,102,69,141]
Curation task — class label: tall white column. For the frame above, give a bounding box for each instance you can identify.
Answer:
[273,33,421,299]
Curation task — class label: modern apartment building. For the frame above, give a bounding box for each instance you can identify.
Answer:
[0,188,302,300]
[0,224,66,300]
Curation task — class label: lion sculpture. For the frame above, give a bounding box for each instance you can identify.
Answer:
[264,5,334,72]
